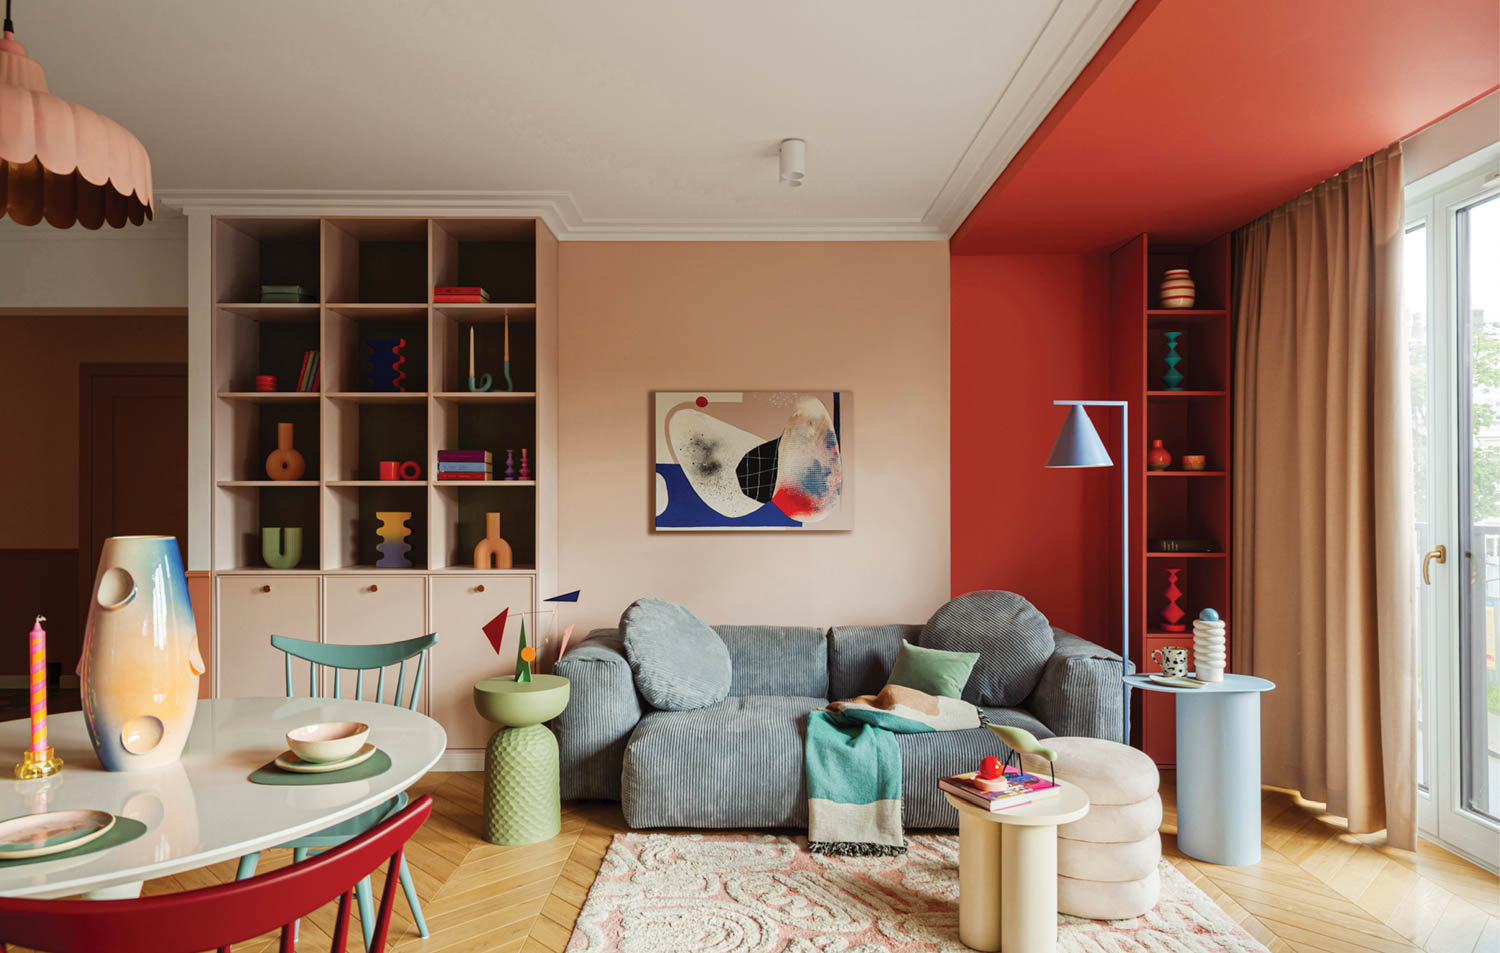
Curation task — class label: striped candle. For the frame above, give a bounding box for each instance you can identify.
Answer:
[28,616,47,755]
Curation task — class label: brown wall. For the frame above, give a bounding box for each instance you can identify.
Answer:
[0,313,187,547]
[558,242,951,633]
[0,312,187,676]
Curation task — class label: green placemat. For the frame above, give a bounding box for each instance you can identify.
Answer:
[249,748,392,785]
[0,816,147,868]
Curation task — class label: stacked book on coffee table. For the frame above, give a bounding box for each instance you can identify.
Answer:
[938,767,1060,812]
[437,450,492,481]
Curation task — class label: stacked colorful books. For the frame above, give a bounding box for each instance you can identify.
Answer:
[294,350,320,392]
[437,450,492,481]
[434,285,490,304]
[260,284,315,303]
[938,767,1061,812]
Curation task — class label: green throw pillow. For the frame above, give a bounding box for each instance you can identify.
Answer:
[886,641,979,699]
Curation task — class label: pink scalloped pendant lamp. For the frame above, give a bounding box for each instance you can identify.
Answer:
[0,3,153,228]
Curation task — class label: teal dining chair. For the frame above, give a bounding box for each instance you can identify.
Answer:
[235,632,438,951]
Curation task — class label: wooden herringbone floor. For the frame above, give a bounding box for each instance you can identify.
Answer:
[121,771,1499,953]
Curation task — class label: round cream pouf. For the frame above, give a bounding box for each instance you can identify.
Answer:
[1060,868,1162,921]
[1023,736,1163,920]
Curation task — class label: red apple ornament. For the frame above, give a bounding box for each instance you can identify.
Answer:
[973,755,1008,793]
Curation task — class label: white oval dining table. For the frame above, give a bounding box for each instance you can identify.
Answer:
[0,698,446,899]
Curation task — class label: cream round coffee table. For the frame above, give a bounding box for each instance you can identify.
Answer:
[944,781,1090,953]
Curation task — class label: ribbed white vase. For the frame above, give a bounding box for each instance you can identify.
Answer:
[1192,613,1226,682]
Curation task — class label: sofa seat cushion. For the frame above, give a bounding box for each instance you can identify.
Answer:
[897,707,1054,828]
[622,695,826,828]
[621,598,732,711]
[1021,735,1159,806]
[922,591,1055,706]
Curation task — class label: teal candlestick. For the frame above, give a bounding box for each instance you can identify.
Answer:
[1162,331,1184,390]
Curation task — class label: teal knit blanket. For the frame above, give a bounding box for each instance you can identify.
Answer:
[805,684,980,856]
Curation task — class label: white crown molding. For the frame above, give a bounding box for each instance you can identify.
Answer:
[154,3,1129,244]
[921,0,1135,235]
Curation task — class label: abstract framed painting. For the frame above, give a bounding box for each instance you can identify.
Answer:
[654,391,853,531]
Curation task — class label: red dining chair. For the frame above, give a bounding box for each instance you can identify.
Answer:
[0,795,432,953]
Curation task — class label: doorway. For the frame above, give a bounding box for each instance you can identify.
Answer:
[1406,145,1500,871]
[77,362,190,657]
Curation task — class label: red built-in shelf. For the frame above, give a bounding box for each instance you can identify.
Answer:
[1147,390,1226,398]
[1146,470,1227,477]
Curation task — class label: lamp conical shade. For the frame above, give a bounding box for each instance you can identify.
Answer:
[1045,404,1112,468]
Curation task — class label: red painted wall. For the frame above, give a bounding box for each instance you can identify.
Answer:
[950,254,1116,642]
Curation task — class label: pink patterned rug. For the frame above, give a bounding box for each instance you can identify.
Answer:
[565,832,1271,953]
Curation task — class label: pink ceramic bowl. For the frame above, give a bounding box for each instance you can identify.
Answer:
[1181,455,1207,471]
[286,721,369,763]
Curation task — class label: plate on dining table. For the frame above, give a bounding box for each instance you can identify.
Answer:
[0,809,117,860]
[274,743,378,774]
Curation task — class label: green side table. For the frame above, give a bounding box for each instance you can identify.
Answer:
[473,674,571,845]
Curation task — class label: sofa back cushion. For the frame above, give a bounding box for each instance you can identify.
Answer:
[827,624,921,699]
[621,599,732,710]
[921,591,1055,706]
[715,625,828,698]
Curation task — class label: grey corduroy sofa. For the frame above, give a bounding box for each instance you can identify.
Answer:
[555,621,1126,830]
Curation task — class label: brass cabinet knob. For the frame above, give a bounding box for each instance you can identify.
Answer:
[368,584,379,593]
[260,584,272,593]
[475,584,486,593]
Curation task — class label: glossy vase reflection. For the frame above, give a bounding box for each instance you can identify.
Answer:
[80,536,205,771]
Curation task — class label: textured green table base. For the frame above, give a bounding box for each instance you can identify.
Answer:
[483,723,561,845]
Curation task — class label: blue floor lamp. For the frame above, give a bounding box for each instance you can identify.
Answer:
[1045,400,1131,746]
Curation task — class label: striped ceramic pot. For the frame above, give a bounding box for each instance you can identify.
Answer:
[1159,268,1196,309]
[79,536,205,770]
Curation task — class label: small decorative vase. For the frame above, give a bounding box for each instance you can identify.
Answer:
[1147,438,1172,470]
[80,536,204,771]
[265,422,306,481]
[1161,568,1186,632]
[473,512,514,570]
[504,450,516,481]
[261,527,303,569]
[1160,268,1195,308]
[1192,608,1227,682]
[375,512,413,568]
[519,449,530,481]
[1162,331,1184,390]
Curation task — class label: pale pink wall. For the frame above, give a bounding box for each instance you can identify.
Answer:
[559,242,950,633]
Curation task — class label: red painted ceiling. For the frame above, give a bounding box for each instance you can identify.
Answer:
[951,0,1499,254]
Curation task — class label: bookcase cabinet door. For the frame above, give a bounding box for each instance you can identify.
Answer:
[428,575,534,748]
[323,575,429,710]
[216,575,320,698]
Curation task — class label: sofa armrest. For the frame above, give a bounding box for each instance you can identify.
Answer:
[554,628,643,800]
[1024,627,1135,740]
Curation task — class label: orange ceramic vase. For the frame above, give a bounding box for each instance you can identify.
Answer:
[265,422,306,481]
[473,512,513,570]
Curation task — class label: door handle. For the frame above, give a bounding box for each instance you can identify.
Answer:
[1422,545,1446,585]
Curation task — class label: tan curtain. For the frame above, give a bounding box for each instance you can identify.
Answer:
[1232,143,1415,848]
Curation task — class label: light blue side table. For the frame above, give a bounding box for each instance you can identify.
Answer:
[1123,673,1276,866]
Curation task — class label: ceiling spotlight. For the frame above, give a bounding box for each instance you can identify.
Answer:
[779,138,805,188]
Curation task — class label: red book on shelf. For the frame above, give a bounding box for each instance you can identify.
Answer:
[437,450,492,462]
[436,472,492,481]
[433,294,488,303]
[294,352,311,392]
[434,286,489,297]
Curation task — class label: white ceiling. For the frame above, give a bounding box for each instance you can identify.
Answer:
[11,1,1132,239]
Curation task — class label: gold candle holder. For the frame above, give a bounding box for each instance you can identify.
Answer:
[15,746,63,779]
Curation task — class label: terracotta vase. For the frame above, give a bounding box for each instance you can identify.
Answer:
[1147,438,1172,470]
[1160,268,1196,308]
[473,512,513,570]
[79,536,205,771]
[264,422,306,481]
